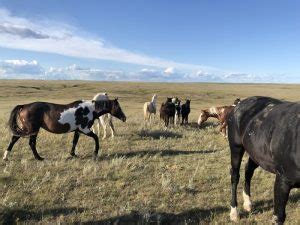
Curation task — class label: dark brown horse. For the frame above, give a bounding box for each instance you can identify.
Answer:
[160,98,176,127]
[3,99,126,161]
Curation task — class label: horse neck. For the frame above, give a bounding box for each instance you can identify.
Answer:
[151,97,156,105]
[94,100,112,117]
[206,108,219,118]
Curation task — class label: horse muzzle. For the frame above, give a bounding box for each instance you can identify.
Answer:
[121,116,126,122]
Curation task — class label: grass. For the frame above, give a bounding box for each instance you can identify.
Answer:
[0,80,299,224]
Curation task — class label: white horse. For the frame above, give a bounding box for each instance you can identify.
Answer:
[92,93,115,139]
[143,94,157,123]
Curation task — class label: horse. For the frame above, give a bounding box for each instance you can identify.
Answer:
[181,99,191,125]
[3,99,126,161]
[227,96,300,224]
[172,97,181,125]
[160,98,176,127]
[143,94,157,123]
[197,98,241,136]
[92,93,115,139]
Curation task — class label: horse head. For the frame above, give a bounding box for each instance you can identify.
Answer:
[110,98,126,122]
[233,98,241,106]
[198,110,208,127]
[152,94,157,102]
[166,97,172,103]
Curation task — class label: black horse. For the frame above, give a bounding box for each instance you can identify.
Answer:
[3,99,126,161]
[227,96,300,224]
[181,99,191,125]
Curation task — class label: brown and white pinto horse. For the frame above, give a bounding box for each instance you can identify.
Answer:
[3,99,126,161]
[197,98,241,136]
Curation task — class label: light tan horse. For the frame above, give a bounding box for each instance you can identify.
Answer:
[143,94,157,123]
[92,93,116,139]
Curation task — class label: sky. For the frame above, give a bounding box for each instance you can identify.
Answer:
[0,0,300,83]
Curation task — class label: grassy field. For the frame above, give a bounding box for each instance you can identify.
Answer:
[0,80,299,224]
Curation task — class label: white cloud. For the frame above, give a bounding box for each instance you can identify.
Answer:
[0,59,44,78]
[0,8,223,74]
[45,64,124,80]
[164,67,174,75]
[0,59,296,83]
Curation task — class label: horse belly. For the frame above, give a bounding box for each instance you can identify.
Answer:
[42,113,71,134]
[242,120,278,173]
[269,121,300,181]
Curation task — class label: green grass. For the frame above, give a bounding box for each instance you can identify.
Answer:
[0,80,299,224]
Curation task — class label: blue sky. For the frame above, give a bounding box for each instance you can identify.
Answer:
[0,0,299,82]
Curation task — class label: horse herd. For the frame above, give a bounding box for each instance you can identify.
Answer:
[144,94,240,137]
[2,92,300,224]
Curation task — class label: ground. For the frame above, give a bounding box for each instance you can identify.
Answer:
[0,80,299,224]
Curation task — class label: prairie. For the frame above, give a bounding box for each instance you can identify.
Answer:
[0,80,299,224]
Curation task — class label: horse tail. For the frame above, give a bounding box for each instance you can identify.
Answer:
[8,105,26,136]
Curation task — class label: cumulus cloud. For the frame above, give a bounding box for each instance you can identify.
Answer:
[164,67,174,75]
[45,64,125,80]
[0,59,44,79]
[1,59,288,82]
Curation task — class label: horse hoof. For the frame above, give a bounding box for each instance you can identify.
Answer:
[3,151,9,161]
[93,155,99,161]
[36,157,44,161]
[230,207,239,222]
[272,215,283,225]
[243,191,252,212]
[71,154,79,158]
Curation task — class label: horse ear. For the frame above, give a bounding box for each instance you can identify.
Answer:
[115,97,118,101]
[92,100,95,103]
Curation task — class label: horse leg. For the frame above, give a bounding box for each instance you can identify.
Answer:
[3,135,20,160]
[108,115,115,138]
[92,119,97,134]
[84,131,99,160]
[229,145,245,222]
[272,175,292,224]
[243,157,258,212]
[220,122,227,137]
[70,131,80,157]
[29,135,44,160]
[100,116,107,139]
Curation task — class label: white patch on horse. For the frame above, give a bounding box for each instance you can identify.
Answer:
[230,206,239,222]
[209,107,217,115]
[198,112,203,125]
[3,150,9,161]
[58,101,95,133]
[243,191,252,212]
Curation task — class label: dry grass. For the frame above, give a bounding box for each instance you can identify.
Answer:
[0,80,299,224]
